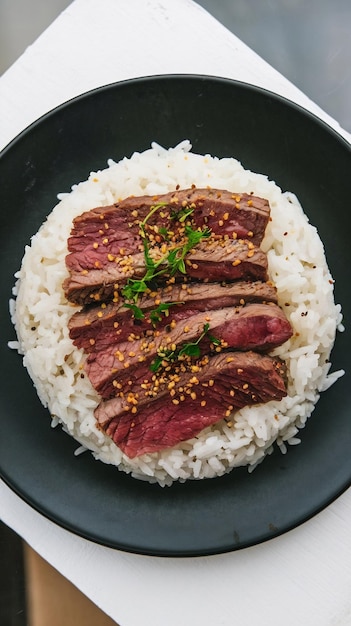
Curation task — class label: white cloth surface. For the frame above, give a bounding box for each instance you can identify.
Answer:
[1,1,350,624]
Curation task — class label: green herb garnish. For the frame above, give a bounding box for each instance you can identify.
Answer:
[168,224,211,276]
[149,302,178,325]
[123,303,145,320]
[170,206,194,223]
[121,202,212,321]
[150,323,218,372]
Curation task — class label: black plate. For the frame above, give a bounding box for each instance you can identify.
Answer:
[1,75,350,557]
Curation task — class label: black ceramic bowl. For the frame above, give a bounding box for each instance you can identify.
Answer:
[0,75,350,556]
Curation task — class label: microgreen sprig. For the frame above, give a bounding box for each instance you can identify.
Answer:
[123,301,181,324]
[168,224,211,275]
[170,206,194,223]
[149,302,178,325]
[150,323,220,373]
[121,201,212,322]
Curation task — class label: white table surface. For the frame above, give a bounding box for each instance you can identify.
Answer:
[1,1,351,624]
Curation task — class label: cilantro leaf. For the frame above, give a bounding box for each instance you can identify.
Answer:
[149,323,218,372]
[149,302,179,326]
[123,303,145,320]
[121,202,212,321]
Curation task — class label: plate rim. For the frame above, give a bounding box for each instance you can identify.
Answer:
[1,73,350,556]
[1,73,350,158]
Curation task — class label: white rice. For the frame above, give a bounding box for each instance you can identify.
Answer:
[9,140,344,486]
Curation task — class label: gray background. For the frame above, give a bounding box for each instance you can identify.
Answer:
[0,0,350,132]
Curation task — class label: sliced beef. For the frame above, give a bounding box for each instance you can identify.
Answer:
[184,238,268,281]
[63,186,294,458]
[85,303,293,399]
[68,281,278,352]
[63,237,268,305]
[66,188,270,263]
[94,350,287,457]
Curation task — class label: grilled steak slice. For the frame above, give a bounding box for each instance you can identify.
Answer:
[184,238,268,281]
[94,351,287,458]
[85,303,293,398]
[63,237,268,305]
[69,281,278,352]
[66,188,270,262]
